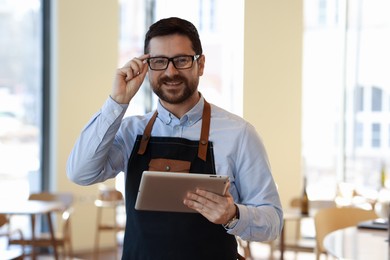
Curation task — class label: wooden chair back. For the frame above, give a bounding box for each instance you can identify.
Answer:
[314,207,377,260]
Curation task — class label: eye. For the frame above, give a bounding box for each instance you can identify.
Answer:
[151,58,167,65]
[174,56,190,66]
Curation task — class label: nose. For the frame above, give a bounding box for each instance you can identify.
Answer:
[164,60,179,76]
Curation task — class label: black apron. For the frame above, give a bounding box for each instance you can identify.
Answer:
[121,100,238,260]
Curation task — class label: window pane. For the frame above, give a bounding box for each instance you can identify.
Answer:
[303,0,390,198]
[0,0,42,200]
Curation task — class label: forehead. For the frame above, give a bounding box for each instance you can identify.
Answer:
[148,34,194,57]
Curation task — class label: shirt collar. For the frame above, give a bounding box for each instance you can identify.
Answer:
[156,95,205,127]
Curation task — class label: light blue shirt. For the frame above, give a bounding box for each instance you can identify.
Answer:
[67,95,283,242]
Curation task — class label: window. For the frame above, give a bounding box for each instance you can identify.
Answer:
[0,0,46,238]
[303,0,390,198]
[0,0,43,200]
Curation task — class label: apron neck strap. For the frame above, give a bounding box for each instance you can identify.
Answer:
[198,100,210,161]
[137,110,158,156]
[137,100,211,162]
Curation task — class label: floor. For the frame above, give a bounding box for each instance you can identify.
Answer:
[18,242,317,260]
[245,242,316,260]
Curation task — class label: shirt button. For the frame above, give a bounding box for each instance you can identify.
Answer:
[113,109,120,116]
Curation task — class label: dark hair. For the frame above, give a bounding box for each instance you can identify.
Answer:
[144,17,203,55]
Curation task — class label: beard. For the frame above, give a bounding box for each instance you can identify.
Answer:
[151,75,199,104]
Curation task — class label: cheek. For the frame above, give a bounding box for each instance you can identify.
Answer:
[148,72,158,84]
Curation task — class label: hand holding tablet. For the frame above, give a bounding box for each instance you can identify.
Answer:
[135,171,229,213]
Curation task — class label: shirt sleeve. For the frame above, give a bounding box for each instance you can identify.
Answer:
[66,97,129,185]
[225,123,283,242]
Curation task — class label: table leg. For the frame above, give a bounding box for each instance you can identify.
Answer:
[46,212,58,260]
[280,220,285,260]
[30,214,36,260]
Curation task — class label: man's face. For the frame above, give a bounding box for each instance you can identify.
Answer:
[147,34,205,105]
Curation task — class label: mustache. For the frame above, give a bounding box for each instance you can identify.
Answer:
[158,75,186,83]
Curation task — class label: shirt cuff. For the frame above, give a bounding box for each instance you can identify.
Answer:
[103,96,128,120]
[225,204,246,232]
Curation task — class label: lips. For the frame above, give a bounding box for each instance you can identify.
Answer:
[160,76,185,87]
[164,80,182,86]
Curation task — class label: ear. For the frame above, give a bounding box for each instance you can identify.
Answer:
[197,55,205,76]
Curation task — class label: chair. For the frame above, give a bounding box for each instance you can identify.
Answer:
[0,214,24,259]
[94,186,125,259]
[314,207,377,260]
[236,197,335,260]
[282,198,336,254]
[26,192,74,258]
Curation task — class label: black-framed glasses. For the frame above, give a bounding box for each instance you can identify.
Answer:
[146,55,200,71]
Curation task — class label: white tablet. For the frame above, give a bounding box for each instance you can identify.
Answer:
[135,171,230,213]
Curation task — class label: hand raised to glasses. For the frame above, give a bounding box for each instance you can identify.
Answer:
[111,54,150,104]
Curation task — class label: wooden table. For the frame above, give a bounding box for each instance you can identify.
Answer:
[324,226,389,259]
[0,200,64,260]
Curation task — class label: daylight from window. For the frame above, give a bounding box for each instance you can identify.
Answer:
[0,0,42,200]
[303,0,390,201]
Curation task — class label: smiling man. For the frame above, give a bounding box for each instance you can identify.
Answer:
[67,17,283,260]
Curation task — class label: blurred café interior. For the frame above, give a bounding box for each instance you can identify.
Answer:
[1,0,390,259]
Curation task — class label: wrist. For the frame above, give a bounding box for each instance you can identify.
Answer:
[110,94,130,105]
[223,204,239,229]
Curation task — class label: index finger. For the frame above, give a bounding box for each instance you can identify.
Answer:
[134,54,150,63]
